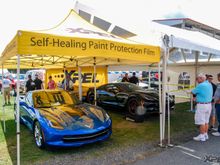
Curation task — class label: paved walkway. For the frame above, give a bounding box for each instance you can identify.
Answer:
[134,135,220,165]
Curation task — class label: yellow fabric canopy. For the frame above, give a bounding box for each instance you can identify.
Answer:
[0,9,160,68]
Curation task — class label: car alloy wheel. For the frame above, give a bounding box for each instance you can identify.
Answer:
[128,98,139,116]
[34,121,45,149]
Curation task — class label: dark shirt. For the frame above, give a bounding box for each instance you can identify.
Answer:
[122,77,129,82]
[34,78,43,90]
[129,76,139,84]
[26,79,35,92]
[211,82,217,102]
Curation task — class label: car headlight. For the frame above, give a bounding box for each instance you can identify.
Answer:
[104,113,110,121]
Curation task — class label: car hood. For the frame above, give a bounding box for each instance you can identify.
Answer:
[38,103,108,130]
[134,90,159,101]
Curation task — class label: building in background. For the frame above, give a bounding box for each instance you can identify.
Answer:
[154,18,220,40]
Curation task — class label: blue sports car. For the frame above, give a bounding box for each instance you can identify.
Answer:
[15,90,112,149]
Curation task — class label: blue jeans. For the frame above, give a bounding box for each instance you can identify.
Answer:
[215,104,220,132]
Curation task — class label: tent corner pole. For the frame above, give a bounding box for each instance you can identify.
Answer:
[162,47,167,145]
[158,62,163,147]
[64,65,66,90]
[93,57,97,106]
[16,54,20,165]
[1,64,6,132]
[167,49,171,146]
[77,62,82,101]
[148,67,151,89]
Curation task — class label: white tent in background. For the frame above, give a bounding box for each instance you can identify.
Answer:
[74,1,220,56]
[129,21,220,56]
[74,0,220,147]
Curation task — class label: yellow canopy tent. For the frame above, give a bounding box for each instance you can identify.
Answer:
[0,10,160,68]
[0,9,160,165]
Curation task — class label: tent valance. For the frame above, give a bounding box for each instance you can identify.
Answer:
[0,10,160,68]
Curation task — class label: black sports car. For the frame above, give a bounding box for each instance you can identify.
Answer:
[86,82,175,118]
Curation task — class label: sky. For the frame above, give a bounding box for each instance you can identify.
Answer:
[0,0,220,54]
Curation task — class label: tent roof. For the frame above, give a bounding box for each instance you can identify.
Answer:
[73,2,220,65]
[0,10,160,69]
[129,22,220,64]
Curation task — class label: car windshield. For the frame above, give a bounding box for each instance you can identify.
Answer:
[142,77,158,82]
[117,83,143,92]
[33,90,80,108]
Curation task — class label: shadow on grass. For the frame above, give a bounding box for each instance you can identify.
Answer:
[102,104,160,121]
[2,119,117,164]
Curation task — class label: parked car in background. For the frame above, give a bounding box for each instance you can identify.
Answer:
[11,74,26,93]
[141,77,159,89]
[25,70,45,82]
[24,70,45,91]
[86,82,175,119]
[15,89,112,148]
[0,69,9,91]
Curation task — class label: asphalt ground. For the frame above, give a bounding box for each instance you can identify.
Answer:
[134,134,220,165]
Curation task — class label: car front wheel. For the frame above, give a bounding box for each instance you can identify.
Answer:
[34,121,45,149]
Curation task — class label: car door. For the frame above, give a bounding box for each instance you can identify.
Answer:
[114,84,129,107]
[98,84,118,106]
[21,92,36,130]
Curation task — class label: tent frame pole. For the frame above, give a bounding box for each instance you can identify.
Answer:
[195,51,199,86]
[167,49,172,146]
[148,67,151,89]
[190,94,193,111]
[64,65,66,90]
[16,54,20,165]
[93,57,97,106]
[1,64,6,132]
[161,34,169,146]
[77,61,82,101]
[158,62,163,147]
[162,49,167,143]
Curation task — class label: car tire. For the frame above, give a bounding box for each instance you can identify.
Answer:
[33,121,45,149]
[127,98,139,117]
[127,98,145,122]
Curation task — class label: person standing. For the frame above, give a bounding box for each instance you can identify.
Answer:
[212,73,220,136]
[34,74,43,90]
[2,76,12,105]
[191,73,213,141]
[122,73,129,82]
[129,72,139,85]
[206,75,217,130]
[62,74,73,91]
[47,76,56,89]
[25,75,35,92]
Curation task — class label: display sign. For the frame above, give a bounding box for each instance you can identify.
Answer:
[45,66,108,96]
[15,31,160,63]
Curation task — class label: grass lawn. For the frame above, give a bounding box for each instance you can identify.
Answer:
[0,97,196,165]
